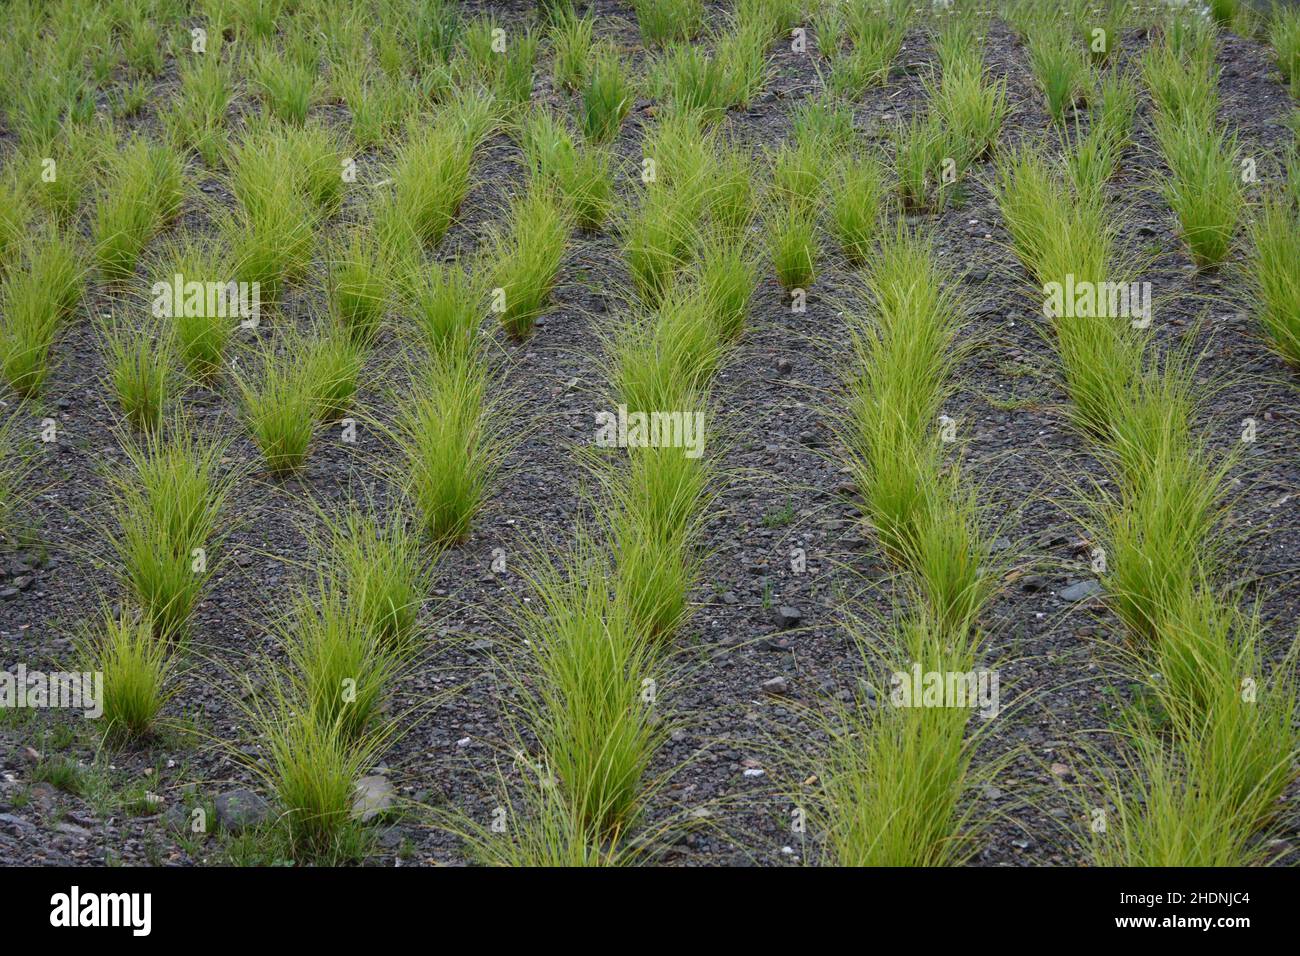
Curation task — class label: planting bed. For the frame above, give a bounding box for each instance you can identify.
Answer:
[0,0,1297,868]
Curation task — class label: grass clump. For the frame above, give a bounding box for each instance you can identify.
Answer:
[992,144,1142,438]
[894,110,956,211]
[519,541,665,849]
[403,262,485,366]
[245,683,388,863]
[166,54,233,166]
[222,156,317,305]
[249,41,317,123]
[812,608,990,866]
[1066,74,1138,201]
[457,18,538,111]
[100,317,173,433]
[277,581,402,744]
[1152,111,1243,267]
[634,0,704,47]
[831,153,886,264]
[827,3,909,98]
[30,124,100,227]
[0,230,83,397]
[1246,195,1300,367]
[94,136,185,283]
[1096,364,1234,643]
[1271,4,1300,97]
[374,112,486,265]
[613,285,725,415]
[519,109,614,230]
[696,234,756,341]
[333,63,417,150]
[550,9,594,91]
[715,14,774,109]
[80,608,176,742]
[770,136,832,212]
[841,227,970,571]
[235,338,319,476]
[928,61,1009,164]
[1086,598,1299,866]
[652,43,739,122]
[790,95,857,154]
[301,331,363,423]
[487,187,570,339]
[610,442,712,638]
[105,423,235,639]
[150,237,237,384]
[1026,26,1090,125]
[328,230,387,348]
[768,204,818,289]
[399,356,502,545]
[326,506,432,648]
[1142,37,1219,125]
[582,42,636,144]
[623,183,702,305]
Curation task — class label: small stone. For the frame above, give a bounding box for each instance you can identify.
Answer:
[773,605,802,629]
[1059,579,1101,602]
[1050,762,1074,780]
[214,788,269,833]
[762,676,791,696]
[1020,574,1047,593]
[28,782,57,810]
[162,804,193,834]
[352,774,396,823]
[0,813,35,835]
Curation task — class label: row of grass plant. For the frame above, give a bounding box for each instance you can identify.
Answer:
[992,79,1299,864]
[458,107,761,860]
[809,223,1005,866]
